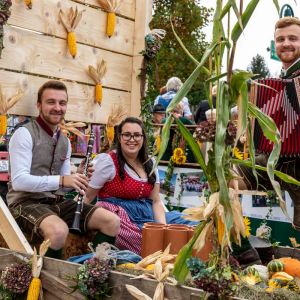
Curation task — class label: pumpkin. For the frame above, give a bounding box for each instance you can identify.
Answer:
[271,271,293,283]
[251,264,269,281]
[279,257,300,278]
[267,259,284,275]
[241,267,262,285]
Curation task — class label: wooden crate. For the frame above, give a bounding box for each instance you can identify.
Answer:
[0,247,203,300]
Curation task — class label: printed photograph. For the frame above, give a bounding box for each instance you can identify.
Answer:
[180,171,208,197]
[158,169,177,197]
[252,191,283,207]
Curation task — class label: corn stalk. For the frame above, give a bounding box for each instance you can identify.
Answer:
[154,0,300,284]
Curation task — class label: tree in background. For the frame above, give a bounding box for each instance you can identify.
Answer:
[247,54,271,78]
[150,0,212,106]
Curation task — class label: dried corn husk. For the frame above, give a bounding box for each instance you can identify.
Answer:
[97,0,122,37]
[125,285,152,300]
[0,85,24,115]
[59,7,84,58]
[106,105,126,146]
[59,120,86,138]
[88,60,107,105]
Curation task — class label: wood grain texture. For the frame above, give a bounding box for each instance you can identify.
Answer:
[72,0,135,19]
[0,70,130,124]
[10,0,134,56]
[1,26,132,92]
[130,0,152,117]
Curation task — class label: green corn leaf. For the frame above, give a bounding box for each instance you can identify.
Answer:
[205,72,227,83]
[175,117,207,177]
[247,120,258,188]
[152,115,173,171]
[247,103,288,219]
[173,221,208,283]
[166,41,225,114]
[273,0,280,14]
[231,0,259,42]
[220,1,232,20]
[214,83,233,230]
[232,159,300,186]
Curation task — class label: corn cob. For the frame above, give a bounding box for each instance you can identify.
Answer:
[59,7,83,59]
[0,115,7,135]
[67,32,77,58]
[24,0,32,9]
[106,125,114,146]
[98,0,121,38]
[106,12,116,37]
[26,277,41,300]
[95,83,103,103]
[87,60,107,105]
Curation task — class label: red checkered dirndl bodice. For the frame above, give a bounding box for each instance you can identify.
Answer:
[97,151,154,199]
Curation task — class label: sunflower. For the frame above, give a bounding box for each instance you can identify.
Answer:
[172,147,184,158]
[175,155,187,165]
[243,217,251,237]
[233,147,243,160]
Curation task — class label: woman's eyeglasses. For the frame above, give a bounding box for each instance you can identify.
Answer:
[121,133,144,141]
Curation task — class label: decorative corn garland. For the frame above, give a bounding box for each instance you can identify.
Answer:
[0,85,24,136]
[59,7,84,59]
[106,105,126,146]
[27,240,50,300]
[98,0,122,38]
[24,0,32,9]
[87,59,107,105]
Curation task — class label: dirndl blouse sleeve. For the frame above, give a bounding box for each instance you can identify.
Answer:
[89,153,116,189]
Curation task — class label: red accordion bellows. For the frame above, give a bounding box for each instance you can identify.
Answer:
[253,77,300,157]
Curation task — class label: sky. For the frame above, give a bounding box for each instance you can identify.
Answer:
[201,0,299,77]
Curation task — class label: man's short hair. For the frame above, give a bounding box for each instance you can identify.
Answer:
[166,77,182,92]
[275,17,300,30]
[37,80,68,103]
[152,104,166,113]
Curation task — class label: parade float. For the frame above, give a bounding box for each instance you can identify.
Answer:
[0,0,300,299]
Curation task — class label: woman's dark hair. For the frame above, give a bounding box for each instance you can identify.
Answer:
[116,117,156,185]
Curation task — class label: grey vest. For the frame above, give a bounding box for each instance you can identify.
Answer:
[7,120,69,206]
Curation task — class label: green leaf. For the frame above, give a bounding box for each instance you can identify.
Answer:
[166,41,225,114]
[175,117,208,177]
[205,72,227,83]
[232,159,300,187]
[231,0,259,42]
[273,0,280,14]
[214,83,233,228]
[153,115,173,170]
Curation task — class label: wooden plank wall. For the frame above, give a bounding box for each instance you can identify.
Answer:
[0,0,152,124]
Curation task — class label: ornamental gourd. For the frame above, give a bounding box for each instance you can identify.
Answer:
[267,259,284,275]
[279,257,300,277]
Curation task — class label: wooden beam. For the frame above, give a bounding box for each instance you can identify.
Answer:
[130,0,153,117]
[0,197,33,254]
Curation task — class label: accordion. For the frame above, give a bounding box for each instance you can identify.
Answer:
[252,77,300,157]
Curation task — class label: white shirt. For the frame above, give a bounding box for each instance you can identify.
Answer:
[9,127,71,192]
[89,152,160,190]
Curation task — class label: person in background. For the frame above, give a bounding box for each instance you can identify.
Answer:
[7,80,120,259]
[236,17,300,229]
[194,85,217,124]
[154,77,193,119]
[152,104,166,124]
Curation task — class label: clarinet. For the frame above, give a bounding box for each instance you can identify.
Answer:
[69,131,95,233]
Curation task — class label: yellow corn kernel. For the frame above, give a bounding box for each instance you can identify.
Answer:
[155,135,161,152]
[95,83,103,104]
[217,217,225,245]
[0,115,7,136]
[27,277,41,300]
[24,0,32,9]
[67,32,77,58]
[106,126,115,146]
[106,12,116,38]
